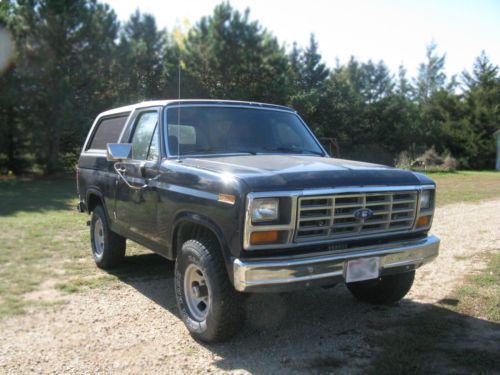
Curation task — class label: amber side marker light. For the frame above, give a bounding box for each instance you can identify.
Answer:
[218,193,236,205]
[250,231,279,245]
[417,215,431,227]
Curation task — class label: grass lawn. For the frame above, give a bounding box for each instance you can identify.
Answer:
[429,170,500,207]
[0,178,148,318]
[0,171,499,319]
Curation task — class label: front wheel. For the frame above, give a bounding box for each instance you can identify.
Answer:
[346,270,415,305]
[175,237,245,343]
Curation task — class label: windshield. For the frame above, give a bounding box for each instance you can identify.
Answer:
[165,106,325,157]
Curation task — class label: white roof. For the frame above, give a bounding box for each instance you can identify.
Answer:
[98,99,293,117]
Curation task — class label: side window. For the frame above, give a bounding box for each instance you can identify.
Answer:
[148,126,159,161]
[87,114,130,150]
[131,112,159,160]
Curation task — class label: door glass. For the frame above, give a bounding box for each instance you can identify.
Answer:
[131,112,158,160]
[147,126,159,161]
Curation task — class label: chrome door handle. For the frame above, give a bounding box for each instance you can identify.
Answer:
[114,163,147,190]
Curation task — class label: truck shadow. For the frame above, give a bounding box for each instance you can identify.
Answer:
[106,252,178,312]
[107,253,500,374]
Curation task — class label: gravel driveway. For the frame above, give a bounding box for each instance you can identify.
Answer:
[1,199,499,374]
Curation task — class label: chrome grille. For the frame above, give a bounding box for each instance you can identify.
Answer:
[295,191,418,242]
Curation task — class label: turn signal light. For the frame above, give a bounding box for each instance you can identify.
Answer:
[218,193,236,205]
[417,215,431,227]
[250,231,279,245]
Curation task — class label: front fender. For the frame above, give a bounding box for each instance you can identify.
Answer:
[172,211,235,281]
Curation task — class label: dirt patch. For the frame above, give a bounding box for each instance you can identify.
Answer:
[23,279,65,303]
[407,200,500,304]
[1,199,499,374]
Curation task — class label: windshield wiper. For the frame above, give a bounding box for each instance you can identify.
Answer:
[179,148,224,155]
[263,146,324,156]
[179,148,256,156]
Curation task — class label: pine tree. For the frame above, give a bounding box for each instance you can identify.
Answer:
[457,52,500,168]
[287,34,329,133]
[0,0,24,173]
[396,65,412,97]
[117,11,168,103]
[414,42,447,102]
[11,0,119,173]
[182,3,289,103]
[300,34,329,90]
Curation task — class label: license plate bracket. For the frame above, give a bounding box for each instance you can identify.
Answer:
[345,257,380,283]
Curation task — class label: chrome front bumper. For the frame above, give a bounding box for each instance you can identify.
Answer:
[233,235,440,292]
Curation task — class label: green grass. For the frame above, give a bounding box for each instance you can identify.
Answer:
[452,251,500,322]
[55,275,118,294]
[0,179,87,317]
[429,171,500,207]
[0,178,151,318]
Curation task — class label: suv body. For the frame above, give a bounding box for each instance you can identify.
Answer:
[77,100,439,342]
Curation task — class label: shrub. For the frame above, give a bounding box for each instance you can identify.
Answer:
[59,152,79,173]
[443,155,459,171]
[415,147,444,167]
[396,148,458,172]
[394,151,414,170]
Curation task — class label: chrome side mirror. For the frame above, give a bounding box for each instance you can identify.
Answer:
[107,143,132,162]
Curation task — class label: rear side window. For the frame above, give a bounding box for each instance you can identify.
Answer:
[87,114,130,150]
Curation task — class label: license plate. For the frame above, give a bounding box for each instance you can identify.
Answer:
[345,257,380,283]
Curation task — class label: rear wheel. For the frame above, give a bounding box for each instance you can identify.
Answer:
[346,271,415,305]
[90,205,126,269]
[175,237,245,343]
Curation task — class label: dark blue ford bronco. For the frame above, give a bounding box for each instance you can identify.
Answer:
[77,100,440,342]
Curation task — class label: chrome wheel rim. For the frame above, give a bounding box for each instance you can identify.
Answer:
[93,218,105,257]
[183,264,210,321]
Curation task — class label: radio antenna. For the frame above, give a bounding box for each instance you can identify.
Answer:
[176,57,181,161]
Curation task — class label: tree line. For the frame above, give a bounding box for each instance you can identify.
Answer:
[1,0,499,174]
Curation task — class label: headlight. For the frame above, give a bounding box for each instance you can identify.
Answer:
[251,198,279,222]
[420,190,432,209]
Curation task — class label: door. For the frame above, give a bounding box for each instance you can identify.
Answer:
[115,109,161,242]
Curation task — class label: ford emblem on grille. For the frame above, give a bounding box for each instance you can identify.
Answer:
[354,208,373,220]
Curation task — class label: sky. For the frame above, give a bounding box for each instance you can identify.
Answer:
[104,0,500,79]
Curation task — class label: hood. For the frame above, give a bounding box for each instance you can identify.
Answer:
[180,155,429,191]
